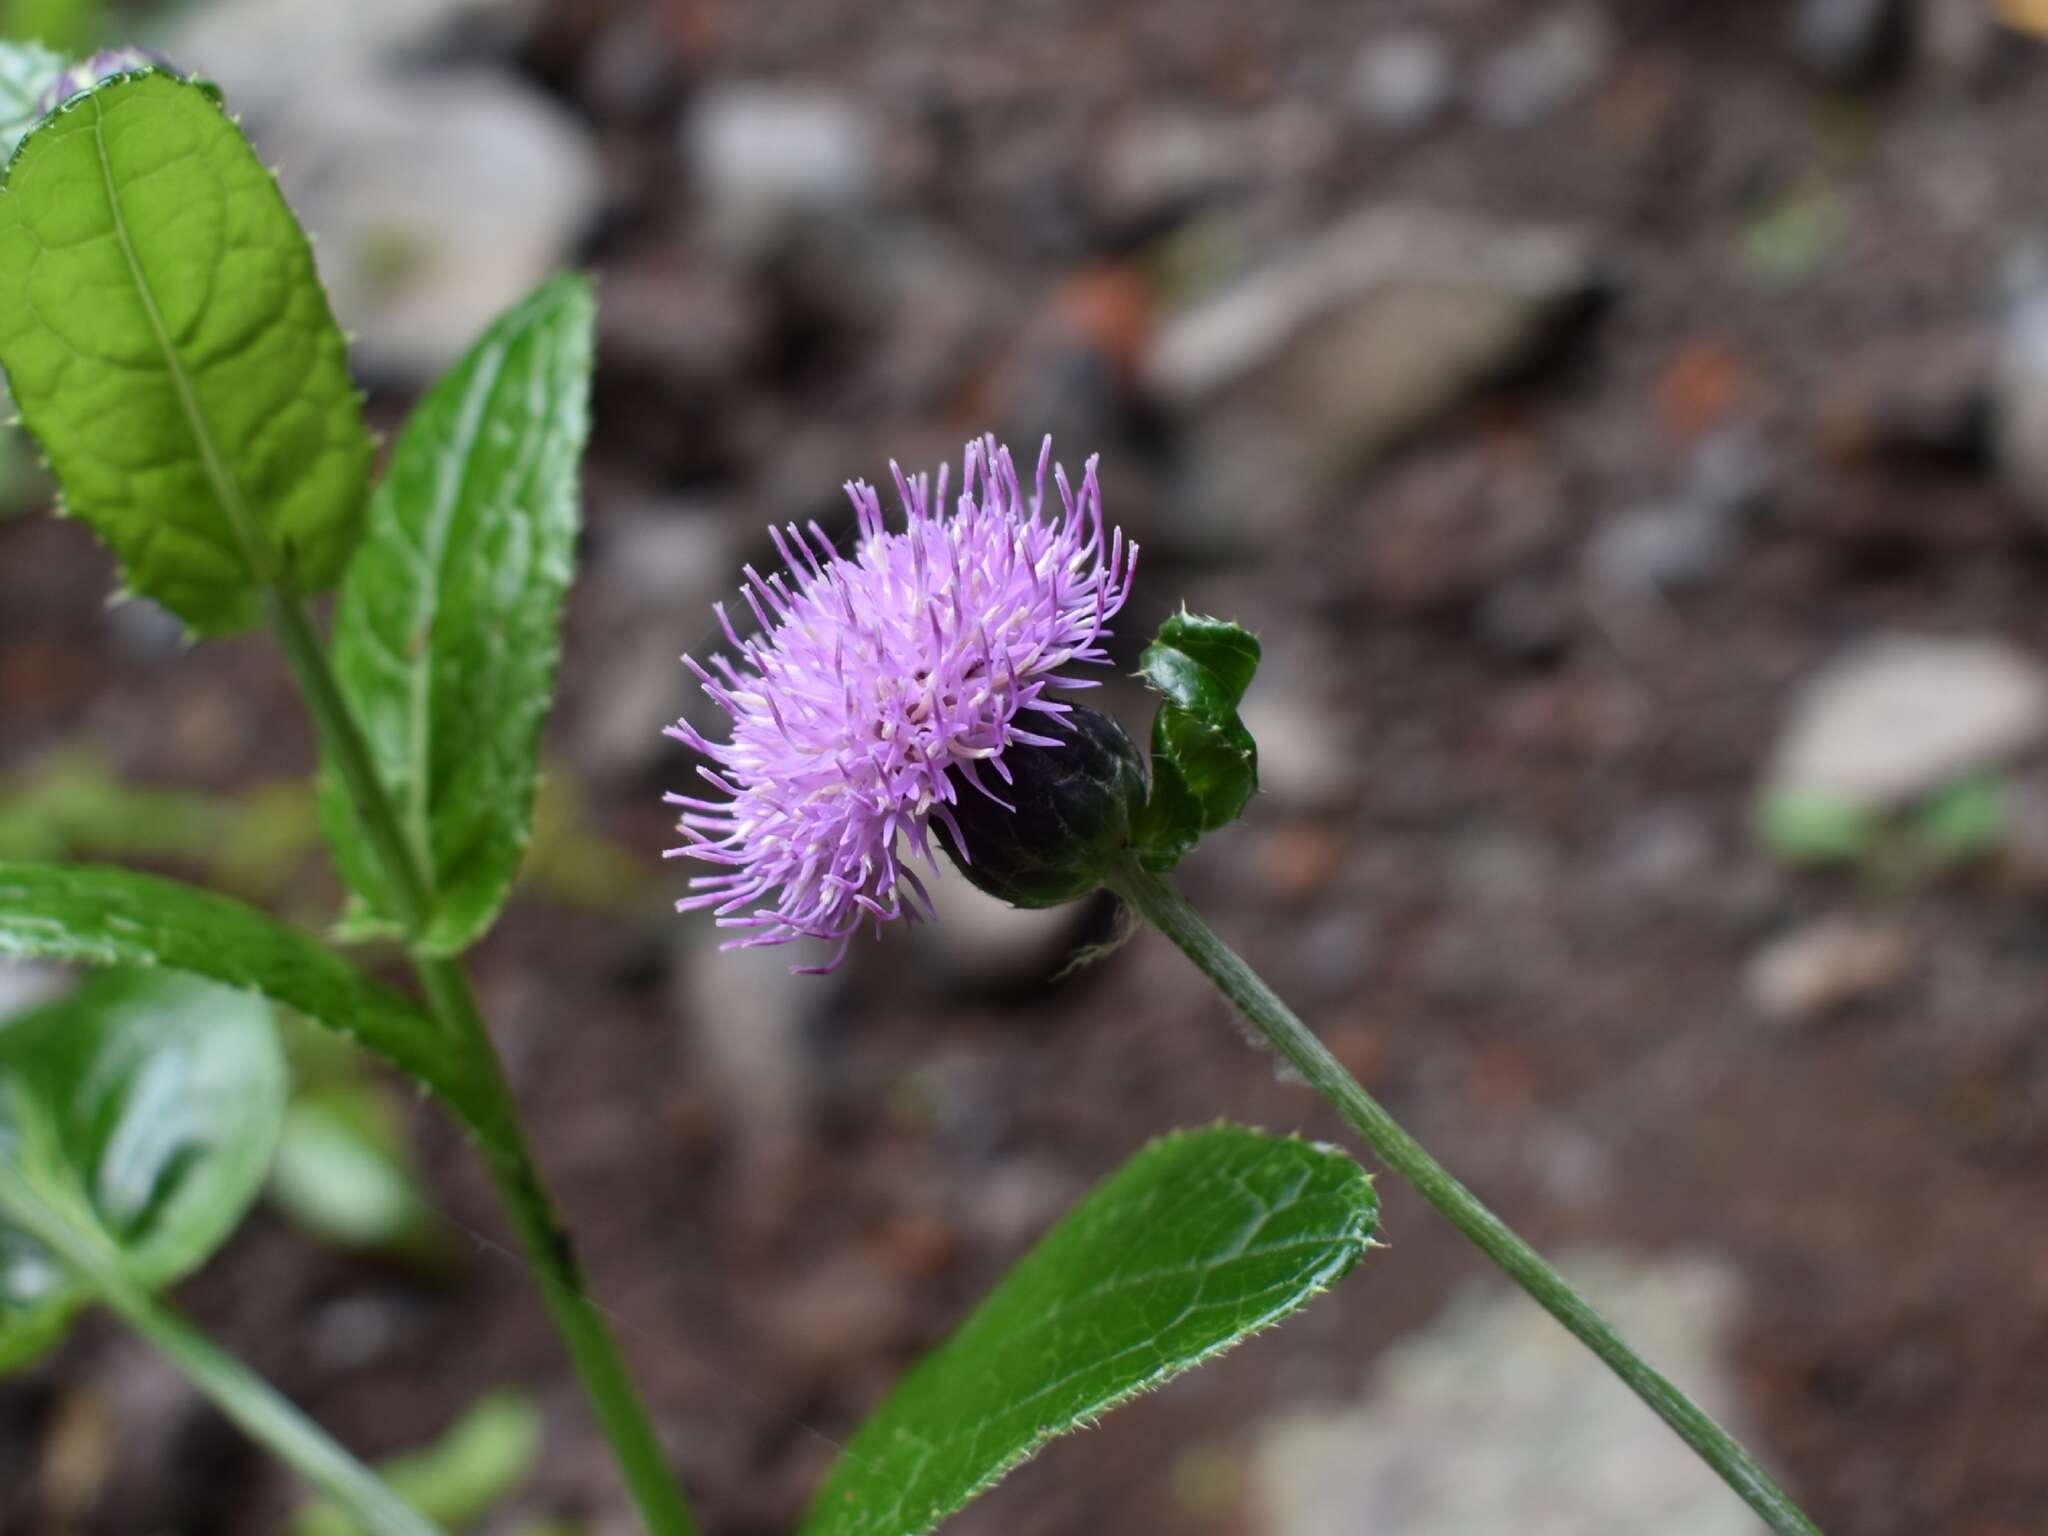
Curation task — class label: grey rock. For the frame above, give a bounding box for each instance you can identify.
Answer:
[1684,423,1779,521]
[1994,286,2048,518]
[155,0,542,121]
[1745,916,1911,1025]
[1349,30,1458,136]
[685,84,883,259]
[1474,5,1616,129]
[1255,1250,1766,1536]
[1237,688,1357,811]
[1767,634,2048,810]
[577,503,738,783]
[676,932,834,1135]
[1092,110,1256,228]
[1586,501,1735,598]
[272,70,600,381]
[1792,0,1910,84]
[907,868,1094,990]
[1145,207,1603,543]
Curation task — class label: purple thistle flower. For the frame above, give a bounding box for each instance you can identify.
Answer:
[665,434,1139,972]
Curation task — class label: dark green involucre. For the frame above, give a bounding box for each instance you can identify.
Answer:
[0,969,285,1370]
[0,68,372,633]
[936,705,1149,907]
[799,1126,1376,1536]
[320,274,596,955]
[1133,611,1263,871]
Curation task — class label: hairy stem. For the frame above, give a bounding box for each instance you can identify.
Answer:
[1107,859,1824,1536]
[269,590,698,1536]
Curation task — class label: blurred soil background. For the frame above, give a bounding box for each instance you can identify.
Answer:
[6,0,2048,1532]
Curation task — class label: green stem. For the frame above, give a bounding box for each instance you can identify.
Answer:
[3,1187,441,1536]
[268,591,698,1536]
[1107,860,1824,1536]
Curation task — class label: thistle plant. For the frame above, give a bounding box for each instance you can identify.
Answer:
[0,43,1824,1536]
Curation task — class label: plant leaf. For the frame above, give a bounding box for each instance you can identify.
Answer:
[0,40,66,161]
[269,1081,436,1259]
[0,969,284,1370]
[799,1126,1376,1536]
[321,274,594,954]
[293,1392,542,1536]
[1133,613,1262,872]
[0,862,484,1140]
[0,69,372,634]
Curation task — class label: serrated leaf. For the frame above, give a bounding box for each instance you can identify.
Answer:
[0,70,372,634]
[0,862,486,1143]
[1134,613,1262,872]
[321,275,594,955]
[0,969,283,1370]
[800,1126,1376,1536]
[294,1392,542,1536]
[0,40,66,161]
[1150,610,1261,709]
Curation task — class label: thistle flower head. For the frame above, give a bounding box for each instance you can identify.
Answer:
[666,435,1139,971]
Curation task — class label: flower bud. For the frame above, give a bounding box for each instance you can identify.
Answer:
[936,705,1148,908]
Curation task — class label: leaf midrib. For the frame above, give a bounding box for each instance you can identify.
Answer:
[391,335,517,880]
[88,92,276,587]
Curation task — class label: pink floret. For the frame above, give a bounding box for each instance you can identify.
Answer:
[665,434,1138,972]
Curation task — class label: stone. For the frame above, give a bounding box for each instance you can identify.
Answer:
[907,868,1096,990]
[155,0,542,121]
[1474,6,1616,129]
[1254,1250,1766,1536]
[263,71,600,381]
[1091,110,1256,229]
[1792,0,1911,84]
[1144,207,1603,544]
[684,84,883,259]
[1586,501,1735,598]
[676,932,834,1135]
[1993,282,2048,517]
[1349,30,1458,135]
[1745,917,1912,1025]
[1767,635,2048,810]
[1237,688,1357,811]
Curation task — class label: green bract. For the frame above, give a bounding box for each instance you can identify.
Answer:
[0,969,284,1370]
[801,1126,1376,1536]
[321,275,595,954]
[1134,611,1263,871]
[0,69,371,634]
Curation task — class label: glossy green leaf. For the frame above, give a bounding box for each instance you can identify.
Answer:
[800,1126,1376,1536]
[0,70,372,634]
[0,40,65,161]
[294,1391,541,1536]
[1134,613,1262,872]
[269,1081,435,1258]
[0,862,484,1142]
[321,275,594,954]
[0,969,283,1370]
